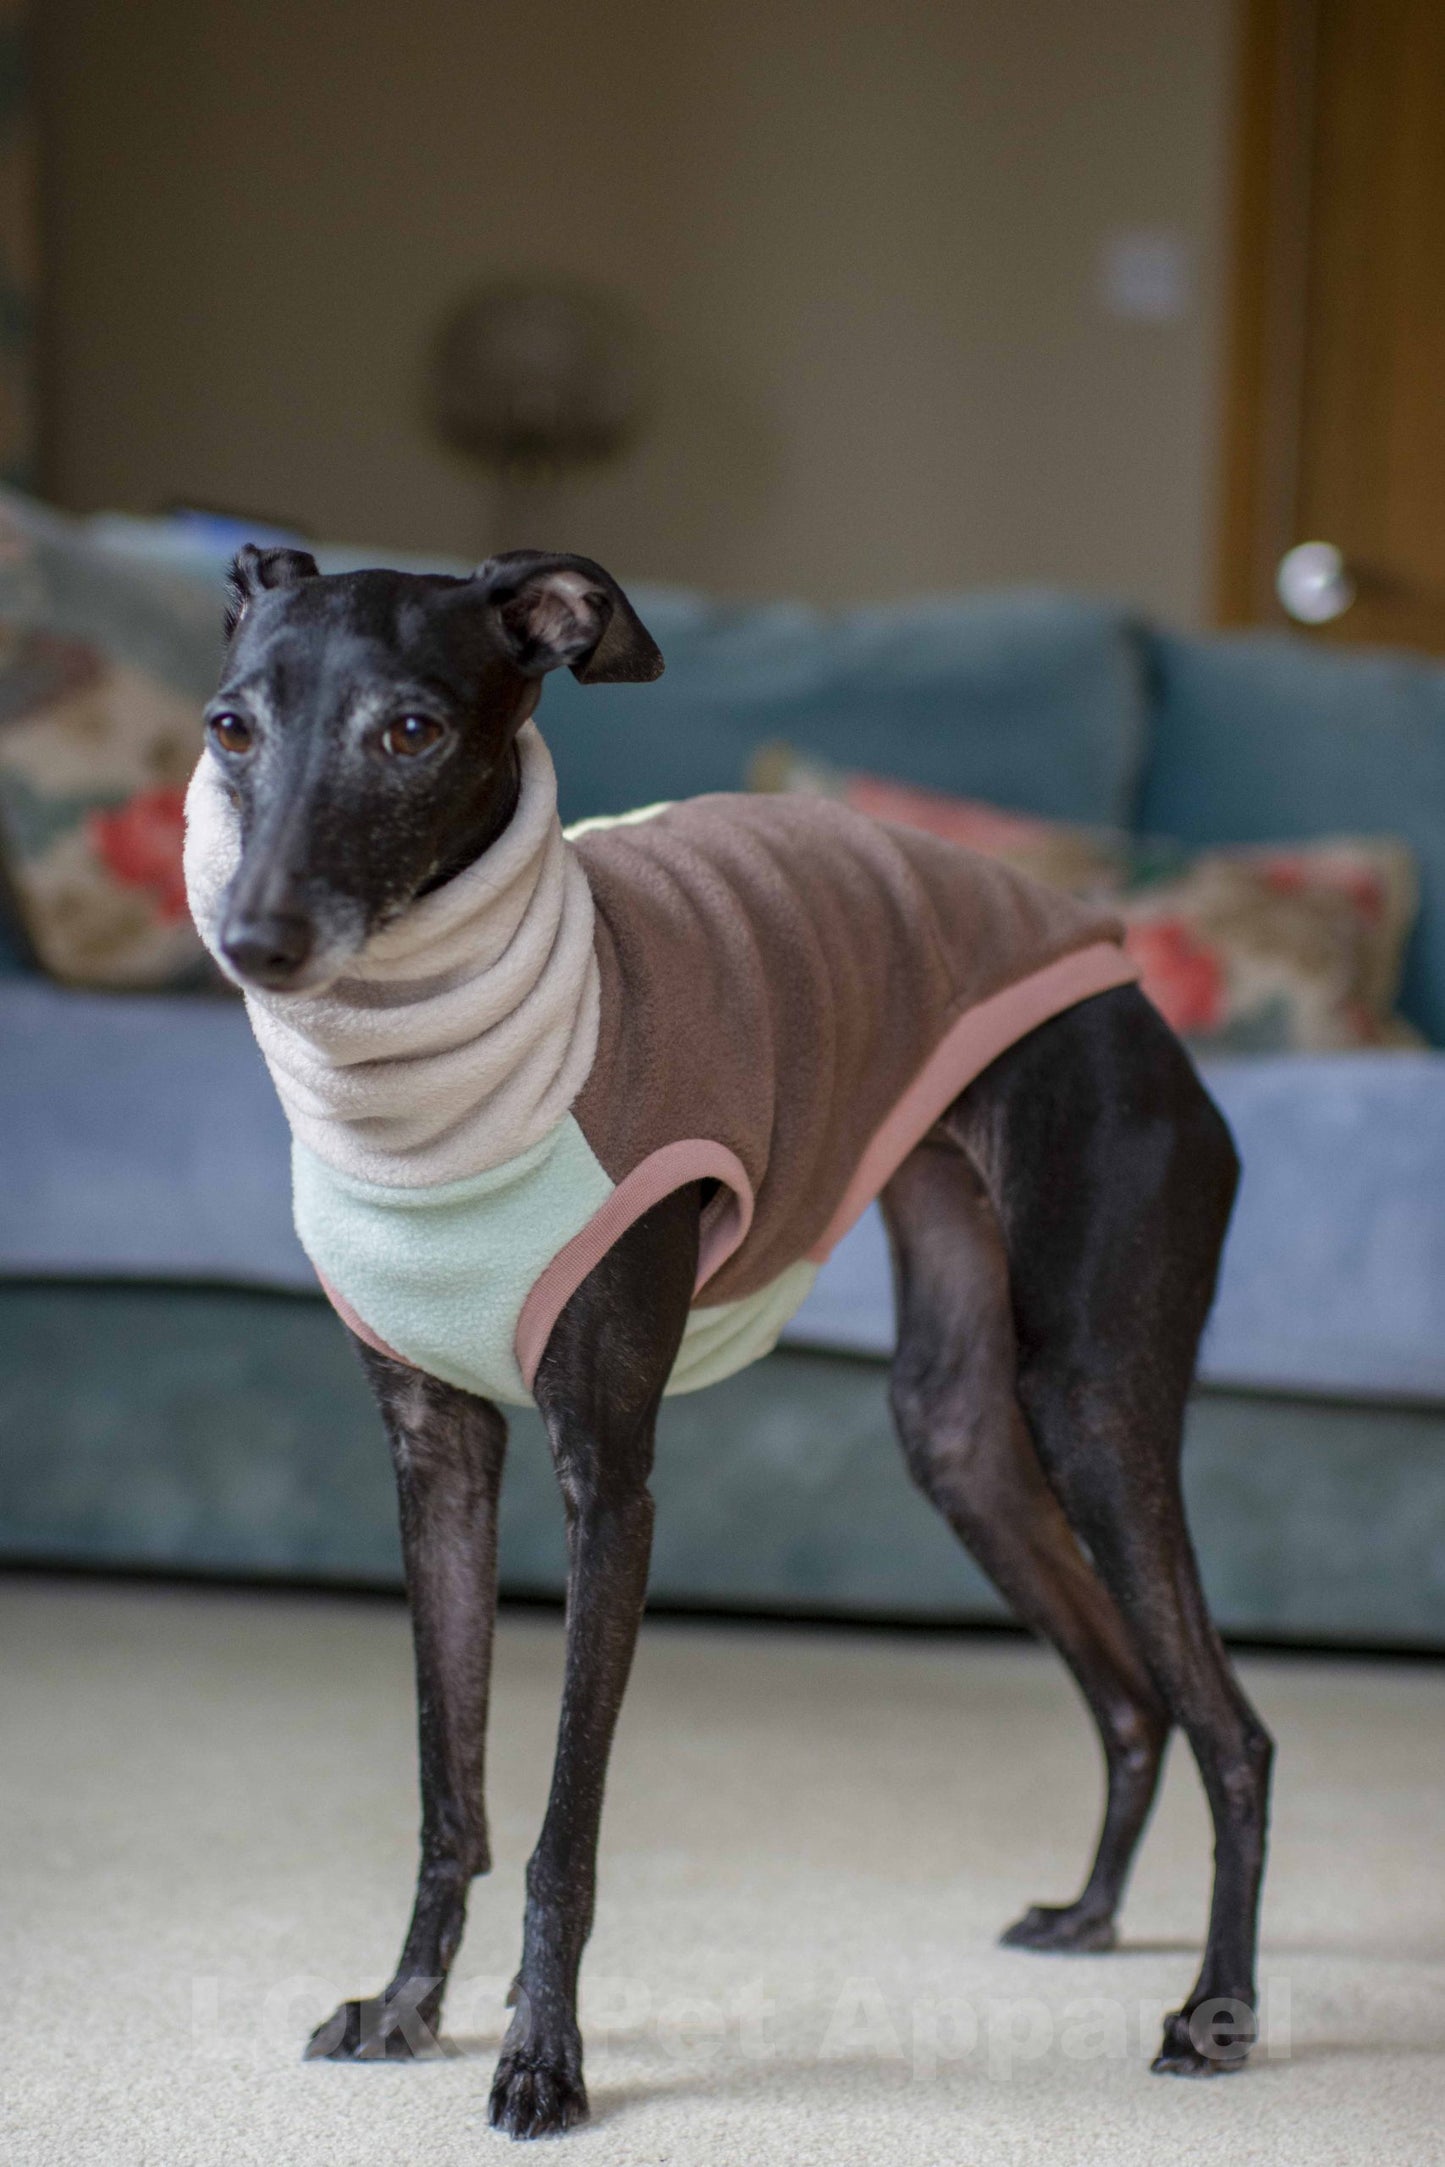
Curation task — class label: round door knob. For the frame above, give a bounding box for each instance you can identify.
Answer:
[1276,541,1356,625]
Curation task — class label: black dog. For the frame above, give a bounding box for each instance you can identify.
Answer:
[199,544,1271,2138]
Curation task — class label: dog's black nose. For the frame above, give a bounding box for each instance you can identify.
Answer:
[221,913,315,988]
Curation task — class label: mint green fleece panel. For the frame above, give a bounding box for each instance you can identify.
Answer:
[293,1123,821,1406]
[668,1259,819,1396]
[292,1117,614,1406]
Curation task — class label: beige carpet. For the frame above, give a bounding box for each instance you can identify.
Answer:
[2,1579,1443,2165]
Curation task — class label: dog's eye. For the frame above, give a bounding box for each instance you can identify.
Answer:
[209,712,254,755]
[381,714,445,759]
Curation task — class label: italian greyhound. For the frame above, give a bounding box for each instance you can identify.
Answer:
[190,544,1271,2138]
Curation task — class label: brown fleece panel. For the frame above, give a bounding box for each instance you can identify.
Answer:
[571,794,1125,1306]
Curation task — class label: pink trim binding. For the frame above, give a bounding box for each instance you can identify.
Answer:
[807,940,1140,1263]
[514,1140,755,1391]
[315,1267,416,1370]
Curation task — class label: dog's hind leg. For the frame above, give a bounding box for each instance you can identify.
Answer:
[881,1137,1170,1955]
[306,1348,507,2063]
[489,1183,700,2140]
[954,985,1272,2075]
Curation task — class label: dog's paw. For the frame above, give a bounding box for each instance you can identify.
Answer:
[1150,2004,1254,2077]
[488,2048,589,2139]
[999,1902,1117,1954]
[304,1987,443,2063]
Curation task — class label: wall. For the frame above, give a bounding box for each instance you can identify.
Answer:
[36,0,1232,621]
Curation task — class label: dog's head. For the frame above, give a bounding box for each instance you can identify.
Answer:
[200,545,662,993]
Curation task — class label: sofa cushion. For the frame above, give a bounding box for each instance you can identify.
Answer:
[753,744,1421,1052]
[782,1052,1445,1404]
[6,979,1445,1405]
[1138,629,1445,1043]
[0,630,219,988]
[539,588,1148,827]
[0,980,307,1286]
[1115,836,1419,1051]
[0,492,225,699]
[0,492,227,987]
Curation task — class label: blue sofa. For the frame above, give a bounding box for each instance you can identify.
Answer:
[2,502,1444,1645]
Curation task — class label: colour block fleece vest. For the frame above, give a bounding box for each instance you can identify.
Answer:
[184,721,1137,1406]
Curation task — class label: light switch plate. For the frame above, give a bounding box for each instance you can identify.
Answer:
[1098,229,1192,322]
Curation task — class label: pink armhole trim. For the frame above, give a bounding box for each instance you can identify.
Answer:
[315,1268,417,1370]
[514,1139,755,1392]
[806,940,1140,1263]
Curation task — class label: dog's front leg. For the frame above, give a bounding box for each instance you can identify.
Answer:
[308,1344,507,2063]
[489,1185,700,2140]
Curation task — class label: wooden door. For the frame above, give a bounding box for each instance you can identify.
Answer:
[1219,0,1445,651]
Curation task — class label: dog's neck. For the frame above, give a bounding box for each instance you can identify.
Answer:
[183,719,601,1189]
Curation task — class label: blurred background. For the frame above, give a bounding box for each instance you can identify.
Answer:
[37,0,1229,616]
[1,0,1444,1654]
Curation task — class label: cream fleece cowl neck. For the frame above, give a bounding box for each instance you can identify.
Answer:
[183,720,601,1188]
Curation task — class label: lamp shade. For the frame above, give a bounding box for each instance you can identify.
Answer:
[429,278,647,473]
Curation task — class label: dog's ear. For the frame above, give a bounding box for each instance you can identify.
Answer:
[475,551,664,684]
[225,543,321,638]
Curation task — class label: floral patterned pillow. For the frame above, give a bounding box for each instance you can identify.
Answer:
[1118,838,1419,1051]
[748,742,1126,897]
[0,626,213,987]
[749,742,1420,1052]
